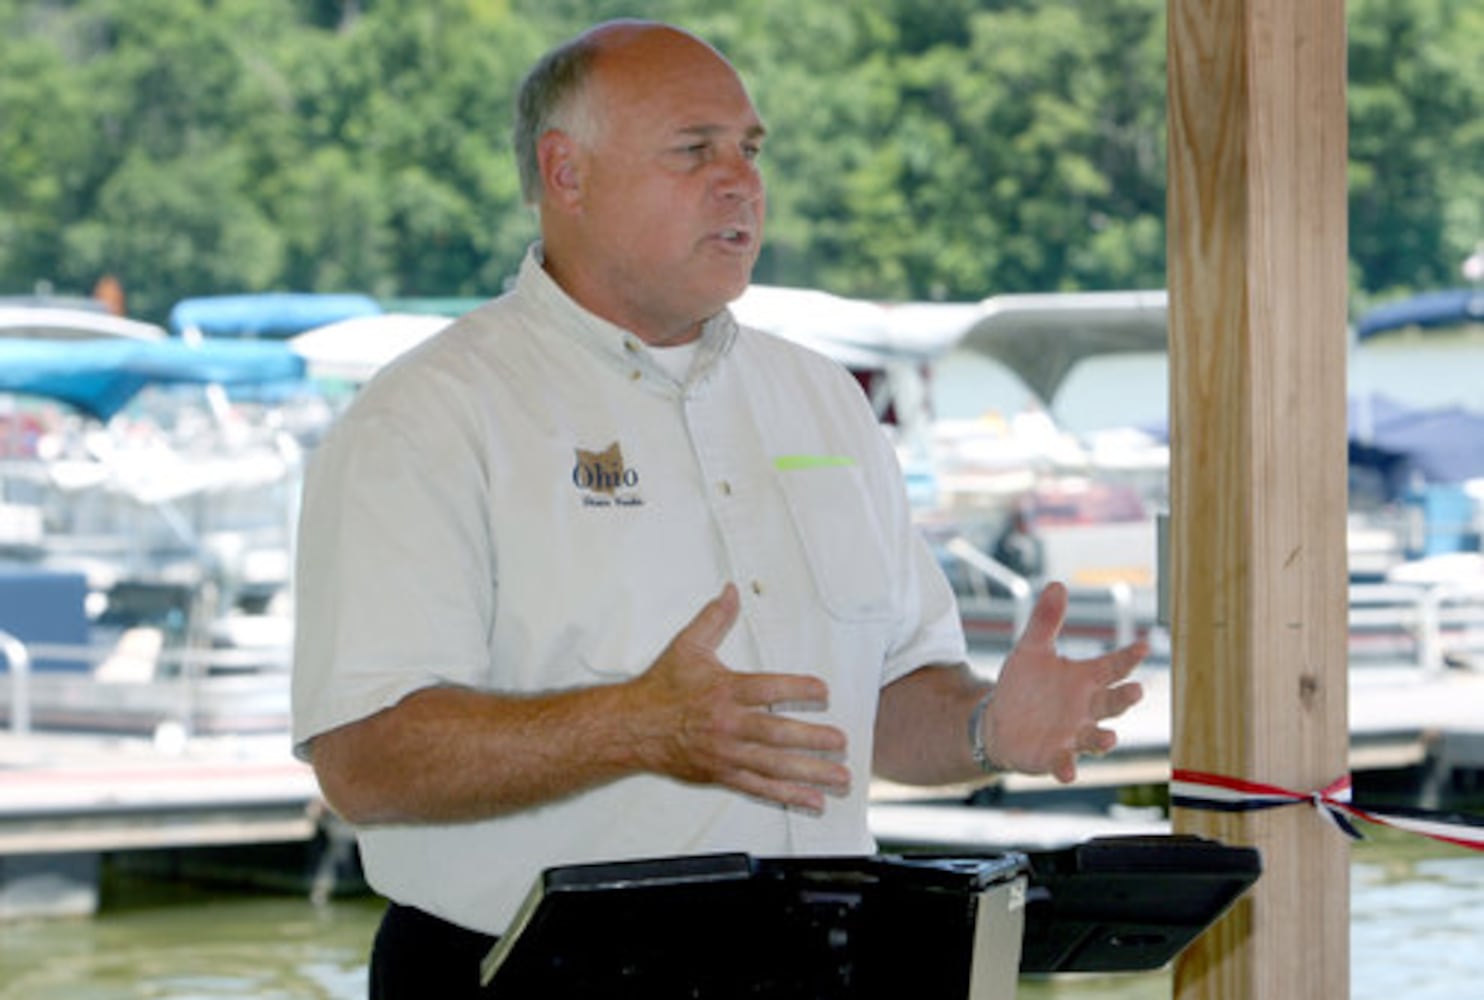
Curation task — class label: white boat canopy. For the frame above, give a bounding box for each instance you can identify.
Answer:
[732,285,965,367]
[0,306,167,342]
[948,290,1169,405]
[289,313,453,383]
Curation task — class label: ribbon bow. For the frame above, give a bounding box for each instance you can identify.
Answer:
[1171,768,1484,852]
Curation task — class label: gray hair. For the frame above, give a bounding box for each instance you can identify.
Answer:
[512,33,604,206]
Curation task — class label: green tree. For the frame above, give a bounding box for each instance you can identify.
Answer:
[0,2,101,294]
[1349,0,1484,301]
[282,3,543,297]
[0,0,1479,317]
[4,0,312,316]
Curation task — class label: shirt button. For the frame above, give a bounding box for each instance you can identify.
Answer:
[718,480,733,496]
[751,580,764,596]
[629,370,642,381]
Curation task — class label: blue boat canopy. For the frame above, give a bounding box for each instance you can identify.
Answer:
[1348,392,1484,492]
[169,292,382,339]
[1354,288,1484,341]
[0,338,307,421]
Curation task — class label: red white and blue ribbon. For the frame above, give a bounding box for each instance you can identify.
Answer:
[1170,768,1484,852]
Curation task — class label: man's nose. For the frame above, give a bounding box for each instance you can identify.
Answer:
[713,152,763,201]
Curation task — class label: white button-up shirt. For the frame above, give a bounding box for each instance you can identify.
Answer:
[292,247,967,934]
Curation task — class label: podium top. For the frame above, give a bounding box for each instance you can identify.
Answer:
[1017,834,1261,974]
[479,836,1259,996]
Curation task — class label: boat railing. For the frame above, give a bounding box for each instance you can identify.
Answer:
[1,628,31,737]
[1348,579,1484,674]
[940,532,1484,672]
[941,534,1034,638]
[0,631,291,740]
[1066,580,1139,650]
[14,637,292,676]
[940,533,1145,652]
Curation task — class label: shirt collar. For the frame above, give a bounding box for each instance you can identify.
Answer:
[517,244,738,388]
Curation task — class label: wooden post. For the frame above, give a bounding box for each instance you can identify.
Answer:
[1166,2,1350,999]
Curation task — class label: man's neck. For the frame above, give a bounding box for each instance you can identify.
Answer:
[538,246,706,346]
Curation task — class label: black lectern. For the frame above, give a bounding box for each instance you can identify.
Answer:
[1017,835,1261,974]
[479,836,1259,998]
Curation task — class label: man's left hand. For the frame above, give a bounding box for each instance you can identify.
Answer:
[986,581,1147,783]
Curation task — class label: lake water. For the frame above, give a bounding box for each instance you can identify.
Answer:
[1,832,1479,999]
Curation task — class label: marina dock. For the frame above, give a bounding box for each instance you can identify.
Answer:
[3,663,1483,921]
[0,731,317,857]
[0,730,342,919]
[872,663,1484,848]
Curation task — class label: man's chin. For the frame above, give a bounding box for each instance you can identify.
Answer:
[721,263,759,301]
[688,272,753,313]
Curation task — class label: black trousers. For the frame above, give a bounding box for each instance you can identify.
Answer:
[369,902,500,999]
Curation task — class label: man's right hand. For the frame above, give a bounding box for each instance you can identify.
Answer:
[309,584,851,826]
[621,583,851,813]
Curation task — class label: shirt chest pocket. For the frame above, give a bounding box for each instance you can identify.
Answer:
[776,463,895,622]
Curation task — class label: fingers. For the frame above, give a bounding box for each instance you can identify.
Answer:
[725,693,851,807]
[733,670,830,710]
[1081,679,1144,727]
[1098,679,1144,719]
[735,708,847,754]
[1019,581,1069,648]
[679,583,741,652]
[726,734,851,795]
[725,769,838,814]
[1052,726,1119,785]
[1050,749,1078,785]
[699,715,849,814]
[1094,636,1150,685]
[642,588,850,810]
[996,582,1151,783]
[1080,725,1118,755]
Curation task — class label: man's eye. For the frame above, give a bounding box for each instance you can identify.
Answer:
[742,143,762,161]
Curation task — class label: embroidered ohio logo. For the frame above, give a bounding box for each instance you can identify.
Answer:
[572,442,644,508]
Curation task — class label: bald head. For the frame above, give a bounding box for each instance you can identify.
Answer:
[515,20,766,344]
[513,20,738,206]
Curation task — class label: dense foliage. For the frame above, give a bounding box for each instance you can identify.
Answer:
[1,0,1480,322]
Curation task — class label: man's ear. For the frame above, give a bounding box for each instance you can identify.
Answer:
[537,131,583,211]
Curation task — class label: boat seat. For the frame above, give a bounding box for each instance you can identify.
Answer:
[93,626,164,683]
[0,568,90,673]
